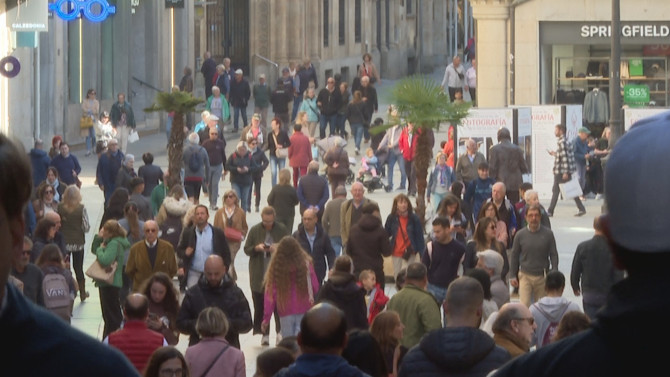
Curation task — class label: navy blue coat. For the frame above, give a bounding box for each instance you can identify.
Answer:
[384,213,426,257]
[29,148,50,187]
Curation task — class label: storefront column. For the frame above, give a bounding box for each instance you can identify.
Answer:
[471,0,511,107]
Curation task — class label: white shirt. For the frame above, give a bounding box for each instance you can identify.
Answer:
[466,66,476,88]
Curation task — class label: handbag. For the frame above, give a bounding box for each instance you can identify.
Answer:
[399,223,415,261]
[559,175,583,199]
[80,115,93,129]
[128,129,140,143]
[273,133,288,159]
[224,226,243,243]
[85,260,118,285]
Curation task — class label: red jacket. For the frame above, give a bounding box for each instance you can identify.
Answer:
[399,127,420,161]
[288,131,313,168]
[108,320,164,372]
[358,282,389,324]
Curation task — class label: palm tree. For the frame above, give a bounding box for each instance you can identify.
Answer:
[145,91,203,185]
[372,75,470,223]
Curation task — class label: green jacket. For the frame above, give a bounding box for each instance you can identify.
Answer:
[252,83,271,108]
[94,236,131,288]
[206,95,231,122]
[151,182,167,217]
[387,283,442,349]
[243,222,289,293]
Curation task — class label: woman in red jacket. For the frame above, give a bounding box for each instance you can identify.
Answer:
[398,123,419,196]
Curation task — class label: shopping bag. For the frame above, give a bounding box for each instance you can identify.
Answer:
[559,176,583,199]
[85,260,118,285]
[128,129,139,143]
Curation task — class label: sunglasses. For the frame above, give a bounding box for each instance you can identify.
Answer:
[514,317,535,326]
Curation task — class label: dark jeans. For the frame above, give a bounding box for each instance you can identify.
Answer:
[405,158,417,195]
[336,113,348,137]
[448,87,462,102]
[548,173,586,214]
[71,250,85,282]
[99,286,122,339]
[319,114,338,139]
[233,106,248,130]
[469,87,476,105]
[252,290,281,335]
[250,175,262,209]
[292,95,303,122]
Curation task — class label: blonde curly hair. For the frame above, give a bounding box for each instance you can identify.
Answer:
[264,236,313,312]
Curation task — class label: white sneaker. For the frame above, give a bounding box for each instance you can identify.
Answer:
[261,335,270,346]
[276,333,283,346]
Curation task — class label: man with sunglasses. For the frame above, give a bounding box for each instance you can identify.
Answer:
[491,302,537,359]
[126,220,178,292]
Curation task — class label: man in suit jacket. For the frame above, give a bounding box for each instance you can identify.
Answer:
[488,127,529,204]
[177,205,231,288]
[126,220,178,292]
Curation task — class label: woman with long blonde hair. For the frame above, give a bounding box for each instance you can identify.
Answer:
[58,185,91,301]
[261,237,319,338]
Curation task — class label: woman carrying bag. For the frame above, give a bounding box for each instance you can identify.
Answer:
[92,219,130,338]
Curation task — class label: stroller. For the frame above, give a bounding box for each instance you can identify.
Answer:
[356,156,387,193]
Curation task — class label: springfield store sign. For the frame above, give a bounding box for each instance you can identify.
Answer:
[541,21,670,44]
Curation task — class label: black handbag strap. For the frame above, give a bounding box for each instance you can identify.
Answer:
[199,344,230,377]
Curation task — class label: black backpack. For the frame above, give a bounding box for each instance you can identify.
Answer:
[188,147,202,172]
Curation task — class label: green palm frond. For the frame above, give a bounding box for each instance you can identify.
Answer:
[370,75,470,134]
[144,91,203,114]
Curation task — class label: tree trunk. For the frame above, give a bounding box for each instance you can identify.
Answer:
[168,113,186,187]
[414,126,433,227]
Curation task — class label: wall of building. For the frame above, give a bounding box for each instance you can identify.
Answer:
[2,1,194,150]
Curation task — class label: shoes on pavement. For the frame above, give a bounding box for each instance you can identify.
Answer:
[385,186,392,193]
[355,148,360,156]
[547,212,553,217]
[255,206,259,213]
[575,210,586,217]
[276,333,283,346]
[396,186,406,191]
[210,206,218,211]
[261,335,270,346]
[595,193,603,200]
[364,138,370,143]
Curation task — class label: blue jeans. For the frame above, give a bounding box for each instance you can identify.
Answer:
[431,192,447,213]
[208,163,224,208]
[292,95,303,122]
[336,114,347,136]
[232,182,252,212]
[85,127,95,153]
[387,150,406,190]
[330,236,342,257]
[351,123,364,150]
[319,114,338,139]
[270,156,286,186]
[233,106,248,131]
[279,313,304,338]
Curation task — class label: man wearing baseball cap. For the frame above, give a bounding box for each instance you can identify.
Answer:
[493,112,670,376]
[229,68,251,132]
[573,126,592,199]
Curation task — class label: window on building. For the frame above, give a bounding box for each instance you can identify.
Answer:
[355,0,361,43]
[324,0,329,47]
[339,0,345,45]
[407,0,413,15]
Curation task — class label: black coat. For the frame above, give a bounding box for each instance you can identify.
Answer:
[399,327,510,377]
[229,78,251,108]
[176,224,231,274]
[315,271,369,330]
[292,223,335,285]
[176,274,252,348]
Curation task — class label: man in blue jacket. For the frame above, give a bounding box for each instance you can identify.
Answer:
[0,133,141,376]
[49,142,81,186]
[96,138,125,205]
[275,303,369,377]
[28,139,50,188]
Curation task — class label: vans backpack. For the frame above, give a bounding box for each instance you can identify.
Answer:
[43,273,73,322]
[188,148,202,172]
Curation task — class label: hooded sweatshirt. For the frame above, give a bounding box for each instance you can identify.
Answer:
[530,296,582,348]
[316,271,369,330]
[398,327,511,377]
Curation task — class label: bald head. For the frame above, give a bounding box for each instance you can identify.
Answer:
[307,160,320,174]
[444,276,484,327]
[44,212,61,231]
[492,302,536,350]
[124,293,149,320]
[466,139,477,153]
[144,220,159,243]
[492,182,506,203]
[298,303,348,354]
[204,255,227,287]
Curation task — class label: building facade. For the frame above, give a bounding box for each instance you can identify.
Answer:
[472,0,670,111]
[1,0,464,150]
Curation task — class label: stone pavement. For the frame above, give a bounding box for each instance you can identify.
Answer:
[69,68,602,375]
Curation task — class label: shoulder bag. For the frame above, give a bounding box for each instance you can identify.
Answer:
[198,344,230,377]
[273,133,288,159]
[85,241,120,285]
[400,223,416,261]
